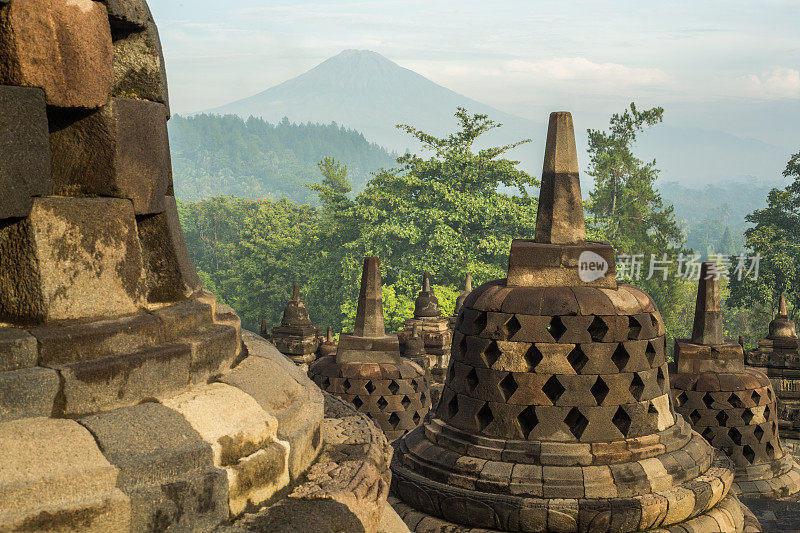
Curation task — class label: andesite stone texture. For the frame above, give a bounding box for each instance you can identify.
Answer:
[671,264,800,500]
[0,2,394,530]
[747,294,800,463]
[390,112,753,532]
[266,284,321,365]
[0,0,113,108]
[49,97,172,214]
[0,85,50,220]
[310,257,432,441]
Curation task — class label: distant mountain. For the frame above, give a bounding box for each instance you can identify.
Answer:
[207,49,793,186]
[206,49,543,173]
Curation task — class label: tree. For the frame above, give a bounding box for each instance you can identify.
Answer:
[729,149,800,326]
[341,107,539,318]
[586,103,690,345]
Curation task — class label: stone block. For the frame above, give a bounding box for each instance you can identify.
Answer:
[0,326,37,371]
[507,240,617,288]
[337,333,403,364]
[151,297,214,338]
[49,97,171,214]
[161,383,291,516]
[0,85,50,220]
[0,417,130,531]
[0,197,146,324]
[0,0,112,108]
[0,366,59,421]
[56,343,191,417]
[185,323,238,383]
[222,333,325,481]
[101,0,153,30]
[30,311,163,366]
[112,16,170,114]
[138,197,203,302]
[79,402,228,531]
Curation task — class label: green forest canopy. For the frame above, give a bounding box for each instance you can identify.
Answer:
[169,114,397,204]
[177,106,800,352]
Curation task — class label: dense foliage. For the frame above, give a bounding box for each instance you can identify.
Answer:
[728,150,800,345]
[177,105,798,354]
[180,109,538,333]
[170,114,396,203]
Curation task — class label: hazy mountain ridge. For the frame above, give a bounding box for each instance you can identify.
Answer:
[169,113,397,203]
[207,49,791,186]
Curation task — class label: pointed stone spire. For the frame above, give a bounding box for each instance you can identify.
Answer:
[780,294,788,316]
[326,326,333,343]
[534,112,586,245]
[414,271,441,318]
[353,257,385,337]
[454,273,473,316]
[292,283,300,300]
[260,319,267,335]
[691,262,724,345]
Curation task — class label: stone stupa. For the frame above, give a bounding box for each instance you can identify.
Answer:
[389,112,752,532]
[317,326,338,358]
[310,257,432,441]
[670,264,800,499]
[399,272,453,382]
[0,2,399,531]
[747,295,800,460]
[266,283,320,364]
[453,273,473,320]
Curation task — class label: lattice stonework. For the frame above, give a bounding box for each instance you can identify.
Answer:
[443,302,670,443]
[310,357,431,441]
[390,112,751,533]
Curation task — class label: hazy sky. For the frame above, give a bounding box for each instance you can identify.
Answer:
[149,0,799,148]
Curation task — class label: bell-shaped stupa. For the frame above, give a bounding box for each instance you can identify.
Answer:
[267,283,320,364]
[390,112,750,532]
[671,265,800,499]
[317,326,338,358]
[747,295,800,460]
[310,257,432,441]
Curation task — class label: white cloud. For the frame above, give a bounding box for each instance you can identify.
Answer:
[744,67,800,98]
[505,57,670,86]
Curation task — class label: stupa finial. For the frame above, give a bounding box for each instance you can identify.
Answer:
[691,262,723,345]
[464,273,472,292]
[534,111,586,245]
[292,283,300,300]
[353,257,385,337]
[780,294,788,316]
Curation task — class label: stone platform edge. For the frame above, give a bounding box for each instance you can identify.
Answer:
[0,331,403,533]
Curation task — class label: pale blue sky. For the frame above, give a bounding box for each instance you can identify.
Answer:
[149,0,799,148]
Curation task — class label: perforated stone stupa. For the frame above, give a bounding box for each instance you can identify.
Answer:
[310,257,432,441]
[670,265,800,500]
[390,112,751,532]
[0,2,399,531]
[747,294,800,461]
[265,283,320,364]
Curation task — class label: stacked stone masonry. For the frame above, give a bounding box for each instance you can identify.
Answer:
[747,295,800,462]
[265,284,320,365]
[0,1,397,531]
[671,370,800,499]
[670,267,800,500]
